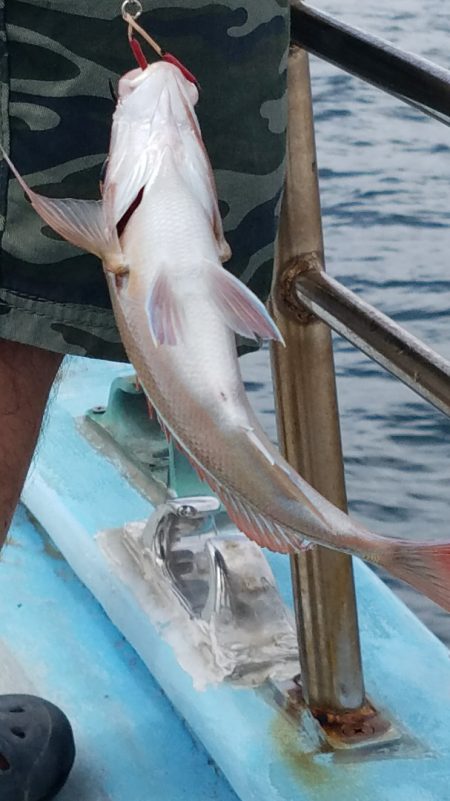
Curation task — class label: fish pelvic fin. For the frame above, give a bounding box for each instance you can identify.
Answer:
[380,539,450,613]
[208,263,285,345]
[146,272,185,347]
[0,145,125,271]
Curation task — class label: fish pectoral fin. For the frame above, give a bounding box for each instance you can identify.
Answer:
[146,272,185,346]
[1,145,124,265]
[29,193,122,262]
[208,263,284,344]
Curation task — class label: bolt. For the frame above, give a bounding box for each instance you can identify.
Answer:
[177,505,197,518]
[341,721,376,739]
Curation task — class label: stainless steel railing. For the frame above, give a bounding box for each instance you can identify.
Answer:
[290,1,450,126]
[270,46,365,714]
[294,267,450,418]
[270,6,450,722]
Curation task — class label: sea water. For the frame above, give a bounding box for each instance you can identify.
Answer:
[241,0,450,645]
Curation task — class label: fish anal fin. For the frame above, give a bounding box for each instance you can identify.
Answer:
[178,454,302,553]
[147,273,185,347]
[208,264,284,344]
[193,466,292,552]
[225,498,290,553]
[212,484,305,554]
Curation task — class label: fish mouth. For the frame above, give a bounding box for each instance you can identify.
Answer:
[117,186,145,237]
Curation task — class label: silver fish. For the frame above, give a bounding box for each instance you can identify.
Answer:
[4,60,450,612]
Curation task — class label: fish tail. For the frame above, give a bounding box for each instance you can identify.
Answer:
[206,442,450,613]
[379,539,450,612]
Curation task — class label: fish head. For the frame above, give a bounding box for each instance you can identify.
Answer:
[104,59,205,225]
[116,61,199,123]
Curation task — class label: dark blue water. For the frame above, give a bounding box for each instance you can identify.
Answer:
[241,1,450,645]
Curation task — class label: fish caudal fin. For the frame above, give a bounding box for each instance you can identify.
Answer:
[382,540,450,612]
[209,263,284,344]
[0,145,123,267]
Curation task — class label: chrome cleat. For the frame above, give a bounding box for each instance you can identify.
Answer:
[118,495,299,683]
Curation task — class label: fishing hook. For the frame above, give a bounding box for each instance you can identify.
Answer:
[123,12,164,58]
[121,1,199,86]
[121,1,148,70]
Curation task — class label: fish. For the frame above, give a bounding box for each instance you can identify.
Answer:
[3,59,450,612]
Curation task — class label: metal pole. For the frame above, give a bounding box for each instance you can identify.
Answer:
[291,1,450,127]
[270,46,365,712]
[295,270,450,418]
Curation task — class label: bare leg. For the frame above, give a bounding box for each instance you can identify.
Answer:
[0,340,63,547]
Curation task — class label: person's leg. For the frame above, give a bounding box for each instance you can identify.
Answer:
[0,341,75,800]
[0,339,62,548]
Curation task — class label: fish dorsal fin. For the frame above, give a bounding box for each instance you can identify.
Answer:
[146,272,185,346]
[1,146,123,265]
[208,263,284,344]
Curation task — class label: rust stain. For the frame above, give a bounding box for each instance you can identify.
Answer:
[272,252,323,325]
[312,703,391,747]
[270,713,333,788]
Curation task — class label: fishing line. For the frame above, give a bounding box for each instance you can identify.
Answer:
[120,0,199,86]
[121,1,148,69]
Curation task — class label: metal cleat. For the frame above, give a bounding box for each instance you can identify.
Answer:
[121,495,299,683]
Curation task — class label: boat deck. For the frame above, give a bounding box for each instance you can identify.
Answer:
[0,504,237,801]
[3,358,450,801]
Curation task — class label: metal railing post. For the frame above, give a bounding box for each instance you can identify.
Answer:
[270,46,365,712]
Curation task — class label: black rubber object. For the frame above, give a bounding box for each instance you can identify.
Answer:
[0,695,75,801]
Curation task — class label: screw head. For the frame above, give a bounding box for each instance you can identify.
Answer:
[177,505,197,518]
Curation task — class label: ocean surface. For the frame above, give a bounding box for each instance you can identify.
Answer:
[240,0,450,645]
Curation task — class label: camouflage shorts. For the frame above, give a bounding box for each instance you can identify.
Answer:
[0,0,288,360]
